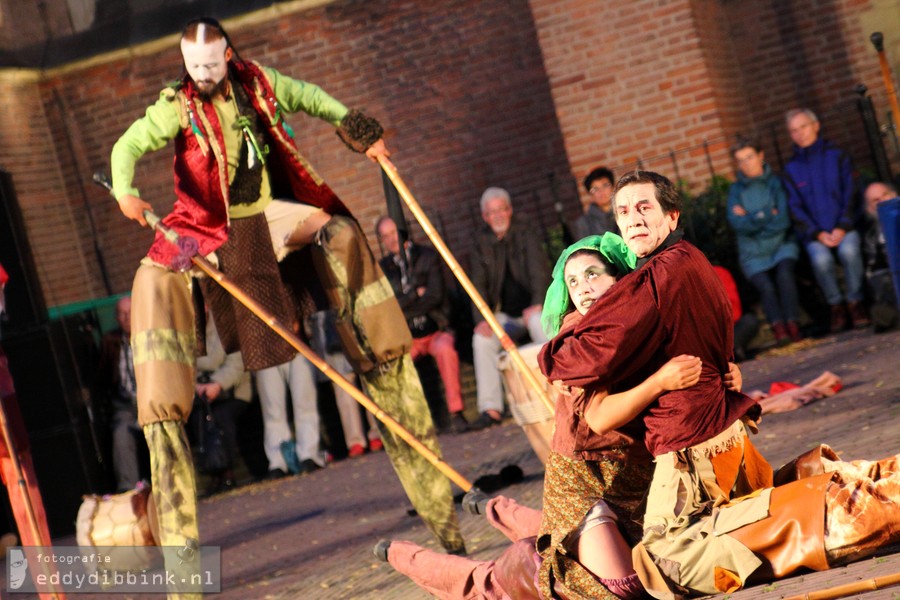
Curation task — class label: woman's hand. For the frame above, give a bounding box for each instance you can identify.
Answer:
[653,355,702,391]
[724,362,743,392]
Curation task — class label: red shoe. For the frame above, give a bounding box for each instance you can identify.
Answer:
[847,302,870,329]
[369,439,384,452]
[786,321,803,343]
[771,322,790,346]
[830,304,848,333]
[348,444,366,458]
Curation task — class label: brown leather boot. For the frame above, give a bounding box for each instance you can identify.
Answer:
[786,321,803,342]
[771,322,790,346]
[830,304,848,333]
[847,301,870,329]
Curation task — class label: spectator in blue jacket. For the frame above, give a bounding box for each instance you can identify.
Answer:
[727,138,802,345]
[783,108,869,332]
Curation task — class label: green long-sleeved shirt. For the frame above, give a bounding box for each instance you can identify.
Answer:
[110,66,348,218]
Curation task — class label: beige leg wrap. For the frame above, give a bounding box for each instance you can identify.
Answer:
[312,216,411,373]
[131,263,196,426]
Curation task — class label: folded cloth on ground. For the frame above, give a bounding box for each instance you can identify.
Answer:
[748,371,842,414]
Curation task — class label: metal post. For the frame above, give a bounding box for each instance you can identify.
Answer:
[855,84,893,183]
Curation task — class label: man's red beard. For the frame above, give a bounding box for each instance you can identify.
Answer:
[195,77,229,99]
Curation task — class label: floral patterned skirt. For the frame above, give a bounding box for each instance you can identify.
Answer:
[537,451,653,600]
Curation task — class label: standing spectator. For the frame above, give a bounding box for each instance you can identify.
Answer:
[469,187,551,431]
[307,310,383,458]
[95,296,145,492]
[573,166,618,239]
[256,353,325,479]
[783,108,868,332]
[194,313,253,495]
[862,181,899,331]
[376,216,468,434]
[727,138,802,345]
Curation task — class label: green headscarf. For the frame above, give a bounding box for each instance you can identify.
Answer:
[541,233,636,338]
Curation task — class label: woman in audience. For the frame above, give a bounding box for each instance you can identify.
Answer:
[727,138,803,345]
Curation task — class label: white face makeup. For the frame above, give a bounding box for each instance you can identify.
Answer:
[181,28,231,97]
[564,253,617,315]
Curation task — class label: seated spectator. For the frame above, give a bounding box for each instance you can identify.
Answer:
[783,108,869,331]
[573,166,618,239]
[468,187,551,431]
[307,310,383,457]
[727,138,803,345]
[862,181,899,332]
[95,296,147,492]
[194,313,253,495]
[376,216,468,434]
[255,353,325,479]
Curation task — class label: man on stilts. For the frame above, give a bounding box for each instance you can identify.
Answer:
[110,17,464,594]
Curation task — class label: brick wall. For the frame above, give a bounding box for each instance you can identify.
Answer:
[2,0,574,306]
[0,74,108,305]
[527,0,749,204]
[690,0,754,146]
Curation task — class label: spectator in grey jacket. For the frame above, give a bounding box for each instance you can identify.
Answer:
[468,187,551,430]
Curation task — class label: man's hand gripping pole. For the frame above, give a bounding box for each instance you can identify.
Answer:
[92,172,474,492]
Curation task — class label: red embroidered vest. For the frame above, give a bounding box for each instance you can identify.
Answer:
[148,60,351,267]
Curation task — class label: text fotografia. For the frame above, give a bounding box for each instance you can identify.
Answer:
[7,545,221,593]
